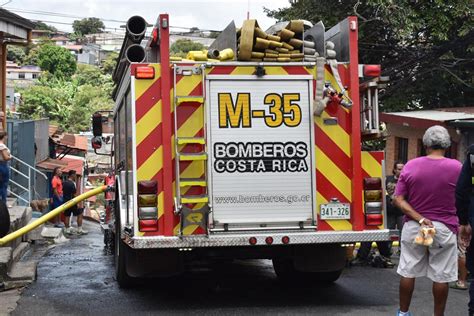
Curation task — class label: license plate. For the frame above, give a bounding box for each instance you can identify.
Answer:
[320,203,350,220]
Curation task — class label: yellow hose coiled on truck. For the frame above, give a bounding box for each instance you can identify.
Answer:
[0,185,108,246]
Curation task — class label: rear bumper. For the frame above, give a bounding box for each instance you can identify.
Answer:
[126,229,397,249]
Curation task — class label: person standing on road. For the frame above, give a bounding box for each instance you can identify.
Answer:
[455,144,474,313]
[63,170,87,235]
[51,167,64,227]
[0,131,11,202]
[386,161,405,230]
[394,125,461,316]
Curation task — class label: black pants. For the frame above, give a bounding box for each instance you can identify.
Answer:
[467,232,474,313]
[358,241,391,259]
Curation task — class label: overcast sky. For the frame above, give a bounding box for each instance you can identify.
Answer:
[4,0,291,33]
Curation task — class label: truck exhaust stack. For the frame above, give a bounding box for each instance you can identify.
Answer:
[113,15,148,84]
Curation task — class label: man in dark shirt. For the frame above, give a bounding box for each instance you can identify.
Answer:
[386,161,405,230]
[63,170,87,235]
[456,145,474,315]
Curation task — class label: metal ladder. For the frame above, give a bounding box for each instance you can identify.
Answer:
[173,65,210,233]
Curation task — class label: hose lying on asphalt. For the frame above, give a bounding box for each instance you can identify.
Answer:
[0,185,108,246]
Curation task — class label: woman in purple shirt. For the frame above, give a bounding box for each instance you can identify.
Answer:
[394,125,462,316]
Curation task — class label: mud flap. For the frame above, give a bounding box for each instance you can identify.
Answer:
[180,205,210,235]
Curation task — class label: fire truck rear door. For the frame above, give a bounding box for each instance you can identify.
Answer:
[206,74,315,228]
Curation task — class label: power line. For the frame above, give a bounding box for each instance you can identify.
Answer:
[6,7,127,23]
[6,7,223,33]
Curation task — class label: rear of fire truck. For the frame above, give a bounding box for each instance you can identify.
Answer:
[92,14,393,287]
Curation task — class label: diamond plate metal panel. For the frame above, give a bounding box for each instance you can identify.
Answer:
[128,229,395,249]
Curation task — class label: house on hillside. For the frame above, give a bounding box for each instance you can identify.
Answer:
[6,62,41,112]
[51,35,71,46]
[31,29,52,43]
[6,62,41,80]
[380,107,474,175]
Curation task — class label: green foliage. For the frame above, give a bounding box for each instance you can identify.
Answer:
[17,65,114,133]
[100,52,119,75]
[170,39,206,57]
[36,45,77,78]
[266,0,474,110]
[7,46,26,64]
[72,17,105,36]
[23,45,39,65]
[34,21,57,32]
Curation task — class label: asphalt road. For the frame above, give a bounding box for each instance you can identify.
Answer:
[13,222,470,315]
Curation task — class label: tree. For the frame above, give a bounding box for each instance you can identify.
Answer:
[36,45,77,78]
[34,21,57,32]
[170,39,205,57]
[266,0,474,110]
[7,46,26,64]
[17,67,114,133]
[72,17,105,36]
[100,52,119,75]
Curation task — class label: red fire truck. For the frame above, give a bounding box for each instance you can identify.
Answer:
[92,13,393,287]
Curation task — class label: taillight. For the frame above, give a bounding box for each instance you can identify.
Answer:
[363,177,383,226]
[363,177,382,190]
[249,237,257,245]
[365,214,383,226]
[91,136,102,149]
[138,180,158,232]
[364,190,382,202]
[265,237,274,245]
[281,236,290,244]
[135,66,155,79]
[363,64,381,77]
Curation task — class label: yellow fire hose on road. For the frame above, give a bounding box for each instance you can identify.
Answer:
[0,185,108,246]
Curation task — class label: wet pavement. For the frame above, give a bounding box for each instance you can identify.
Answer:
[13,222,469,315]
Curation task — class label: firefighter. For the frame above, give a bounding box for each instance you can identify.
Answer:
[455,144,474,315]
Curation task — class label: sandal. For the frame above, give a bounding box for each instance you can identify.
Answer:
[450,281,468,290]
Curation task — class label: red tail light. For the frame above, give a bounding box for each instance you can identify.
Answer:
[139,219,158,232]
[365,214,383,226]
[363,65,381,77]
[138,180,158,194]
[91,136,102,149]
[282,236,290,244]
[135,66,155,79]
[249,237,257,245]
[363,177,382,190]
[265,237,274,245]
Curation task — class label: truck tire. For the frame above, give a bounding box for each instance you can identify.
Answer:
[0,201,9,238]
[272,258,297,281]
[272,258,344,284]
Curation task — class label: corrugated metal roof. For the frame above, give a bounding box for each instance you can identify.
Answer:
[384,108,474,122]
[57,134,88,152]
[37,156,84,176]
[0,8,35,30]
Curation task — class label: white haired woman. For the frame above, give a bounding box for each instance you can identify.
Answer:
[394,125,462,316]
